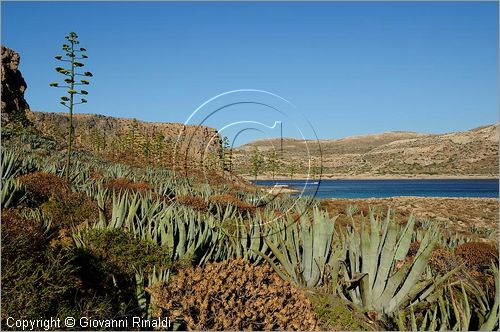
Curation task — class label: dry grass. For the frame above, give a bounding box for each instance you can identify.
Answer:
[428,246,463,275]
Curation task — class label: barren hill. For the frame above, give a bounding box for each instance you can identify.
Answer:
[233,125,499,178]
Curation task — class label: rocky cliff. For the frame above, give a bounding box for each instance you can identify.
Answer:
[1,46,30,125]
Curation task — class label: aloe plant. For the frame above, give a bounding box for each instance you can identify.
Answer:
[218,206,272,263]
[92,190,223,263]
[105,163,133,179]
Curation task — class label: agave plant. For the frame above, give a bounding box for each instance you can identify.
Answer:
[105,163,133,179]
[337,209,457,314]
[135,266,170,319]
[1,149,22,181]
[1,178,26,209]
[394,264,499,331]
[255,207,339,287]
[216,206,272,263]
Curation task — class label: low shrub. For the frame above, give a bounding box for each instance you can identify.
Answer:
[209,193,255,213]
[428,245,462,275]
[455,242,498,272]
[18,172,70,204]
[2,211,177,324]
[74,228,173,276]
[71,228,180,320]
[147,258,319,330]
[309,294,372,331]
[104,177,151,193]
[176,195,207,211]
[1,210,79,323]
[41,191,98,231]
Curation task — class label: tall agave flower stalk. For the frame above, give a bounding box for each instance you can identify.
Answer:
[338,209,457,314]
[49,32,92,180]
[256,207,338,287]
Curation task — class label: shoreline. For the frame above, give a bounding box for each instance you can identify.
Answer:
[320,196,499,202]
[246,174,499,181]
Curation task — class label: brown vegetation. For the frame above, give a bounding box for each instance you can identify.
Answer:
[104,177,151,193]
[428,246,463,275]
[147,258,319,330]
[18,172,70,202]
[41,191,98,231]
[1,209,47,258]
[176,195,207,211]
[321,197,499,239]
[209,194,255,213]
[455,242,498,272]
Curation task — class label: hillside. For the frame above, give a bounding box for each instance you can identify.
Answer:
[234,125,499,178]
[27,111,221,168]
[2,37,499,332]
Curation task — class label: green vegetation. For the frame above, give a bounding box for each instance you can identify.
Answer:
[266,149,281,180]
[287,158,301,179]
[50,31,93,180]
[1,125,498,331]
[249,146,264,180]
[310,294,371,331]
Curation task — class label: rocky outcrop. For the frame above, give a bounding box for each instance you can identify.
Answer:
[1,46,30,125]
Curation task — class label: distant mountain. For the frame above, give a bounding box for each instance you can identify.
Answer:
[233,125,499,178]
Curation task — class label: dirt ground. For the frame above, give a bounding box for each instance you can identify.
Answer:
[320,196,499,240]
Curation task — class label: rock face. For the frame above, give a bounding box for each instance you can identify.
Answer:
[1,46,30,125]
[234,124,499,177]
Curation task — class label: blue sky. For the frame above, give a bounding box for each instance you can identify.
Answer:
[2,2,498,145]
